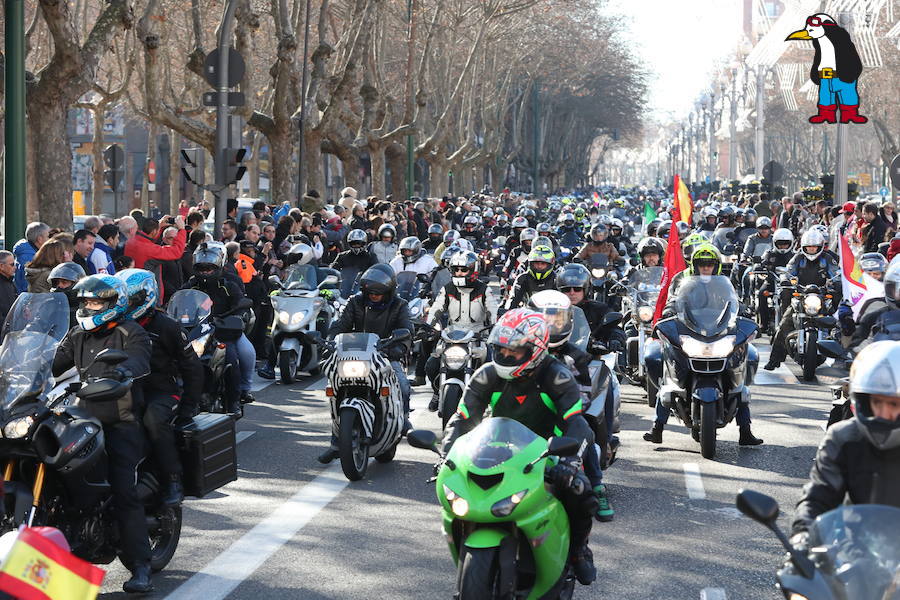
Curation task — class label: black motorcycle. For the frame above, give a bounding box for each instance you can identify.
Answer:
[0,293,181,571]
[167,289,252,415]
[736,488,900,600]
[645,276,758,459]
[780,279,838,382]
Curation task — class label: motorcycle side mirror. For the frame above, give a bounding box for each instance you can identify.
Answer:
[817,339,847,360]
[601,312,623,328]
[236,297,253,311]
[725,231,735,241]
[547,436,580,457]
[317,275,339,289]
[723,244,736,255]
[76,378,131,402]
[94,349,129,365]
[416,273,431,283]
[268,275,284,289]
[391,328,412,344]
[615,257,626,267]
[407,429,440,453]
[629,257,640,266]
[735,489,816,579]
[751,256,761,264]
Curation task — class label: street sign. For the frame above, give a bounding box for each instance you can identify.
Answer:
[762,160,783,183]
[891,154,900,190]
[881,186,890,198]
[203,47,245,88]
[147,160,156,183]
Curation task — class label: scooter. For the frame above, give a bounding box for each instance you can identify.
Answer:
[267,265,340,383]
[645,275,758,459]
[319,329,410,481]
[408,420,583,600]
[736,488,900,600]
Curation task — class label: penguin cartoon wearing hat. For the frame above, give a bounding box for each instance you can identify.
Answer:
[786,13,867,125]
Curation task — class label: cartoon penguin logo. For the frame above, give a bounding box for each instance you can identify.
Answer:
[786,13,867,125]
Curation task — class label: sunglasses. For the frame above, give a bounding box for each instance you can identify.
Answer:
[806,16,834,26]
[560,286,584,293]
[452,267,470,274]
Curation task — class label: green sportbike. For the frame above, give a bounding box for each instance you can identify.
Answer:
[408,418,582,600]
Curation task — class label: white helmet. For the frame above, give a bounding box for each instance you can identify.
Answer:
[450,238,474,253]
[849,340,900,450]
[799,229,825,260]
[526,290,574,348]
[772,228,794,254]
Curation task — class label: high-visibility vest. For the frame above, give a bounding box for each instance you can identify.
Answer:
[235,254,257,284]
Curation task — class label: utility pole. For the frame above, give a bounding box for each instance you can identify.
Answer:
[4,0,25,248]
[532,82,540,195]
[213,0,238,240]
[834,12,851,206]
[694,109,703,187]
[754,65,766,178]
[708,94,717,184]
[296,0,312,204]
[406,0,414,199]
[729,70,738,181]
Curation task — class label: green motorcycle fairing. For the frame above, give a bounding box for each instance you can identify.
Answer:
[436,417,571,599]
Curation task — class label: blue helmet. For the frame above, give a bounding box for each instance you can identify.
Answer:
[116,268,159,320]
[73,275,129,331]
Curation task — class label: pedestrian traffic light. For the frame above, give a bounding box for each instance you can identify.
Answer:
[181,148,203,185]
[223,148,247,185]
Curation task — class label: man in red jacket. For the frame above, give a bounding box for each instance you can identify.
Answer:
[124,216,187,299]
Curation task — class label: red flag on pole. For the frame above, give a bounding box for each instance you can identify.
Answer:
[672,174,693,225]
[653,186,688,323]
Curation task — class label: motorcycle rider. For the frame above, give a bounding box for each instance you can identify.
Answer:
[711,206,737,252]
[319,265,414,464]
[501,227,537,279]
[424,250,491,411]
[609,218,633,257]
[48,261,86,328]
[460,215,486,250]
[181,242,244,414]
[505,216,529,253]
[755,228,795,320]
[557,263,626,353]
[576,224,621,265]
[433,229,461,264]
[764,229,840,371]
[330,228,376,273]
[645,246,764,446]
[369,223,399,264]
[557,213,583,249]
[422,224,444,252]
[529,290,615,523]
[741,216,773,260]
[442,309,599,585]
[505,245,557,311]
[118,268,203,507]
[847,261,899,349]
[697,206,718,233]
[790,340,900,548]
[52,275,155,593]
[732,208,759,248]
[492,213,511,238]
[390,236,438,277]
[636,238,664,268]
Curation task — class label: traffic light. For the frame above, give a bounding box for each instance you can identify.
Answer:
[223,148,247,185]
[181,148,203,185]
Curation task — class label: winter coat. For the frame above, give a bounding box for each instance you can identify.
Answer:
[12,239,37,293]
[25,266,52,293]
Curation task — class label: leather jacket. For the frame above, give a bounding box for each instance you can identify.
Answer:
[329,293,414,361]
[428,280,491,333]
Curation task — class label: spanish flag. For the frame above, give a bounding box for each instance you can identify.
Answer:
[672,175,693,225]
[0,527,104,599]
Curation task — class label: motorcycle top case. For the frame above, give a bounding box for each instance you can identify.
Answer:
[177,413,238,498]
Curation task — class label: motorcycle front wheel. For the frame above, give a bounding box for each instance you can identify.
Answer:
[338,407,369,481]
[458,547,504,599]
[802,333,817,382]
[441,386,463,430]
[279,350,298,384]
[700,402,717,460]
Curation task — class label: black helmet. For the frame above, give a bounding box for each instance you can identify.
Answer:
[885,263,900,309]
[360,264,396,302]
[427,223,443,241]
[557,263,592,297]
[49,262,86,302]
[193,242,227,281]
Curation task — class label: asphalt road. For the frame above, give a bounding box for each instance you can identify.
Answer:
[94,329,840,600]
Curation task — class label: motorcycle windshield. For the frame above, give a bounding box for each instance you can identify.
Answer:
[674,276,738,338]
[0,293,69,412]
[396,272,421,302]
[336,332,378,353]
[570,306,591,352]
[167,290,213,327]
[589,254,609,268]
[340,267,362,298]
[626,267,664,290]
[443,328,472,343]
[284,265,318,291]
[810,505,900,600]
[458,418,540,470]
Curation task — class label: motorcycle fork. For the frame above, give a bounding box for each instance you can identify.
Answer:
[27,463,46,526]
[3,459,14,481]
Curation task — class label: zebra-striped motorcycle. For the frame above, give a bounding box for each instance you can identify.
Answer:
[320,330,409,480]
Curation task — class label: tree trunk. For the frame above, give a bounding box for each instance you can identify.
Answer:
[386,144,406,201]
[304,132,324,198]
[489,162,505,192]
[142,121,159,214]
[429,161,448,198]
[249,133,262,197]
[473,163,485,193]
[25,122,39,221]
[343,153,360,191]
[268,129,293,205]
[29,100,72,228]
[169,130,181,209]
[203,151,215,205]
[91,106,106,214]
[369,144,386,200]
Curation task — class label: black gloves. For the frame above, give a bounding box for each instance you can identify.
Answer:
[102,366,132,382]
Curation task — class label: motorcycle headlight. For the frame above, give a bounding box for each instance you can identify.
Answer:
[637,306,654,322]
[443,345,468,370]
[491,489,529,517]
[191,333,211,357]
[338,360,370,379]
[591,268,606,278]
[679,335,736,358]
[803,295,822,316]
[443,484,469,516]
[278,310,291,325]
[3,416,33,439]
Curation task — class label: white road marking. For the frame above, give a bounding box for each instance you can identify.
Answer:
[165,465,349,600]
[754,347,798,385]
[683,463,706,500]
[235,431,255,444]
[700,587,728,600]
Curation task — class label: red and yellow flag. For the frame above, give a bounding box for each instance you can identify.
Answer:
[672,175,693,224]
[0,528,105,600]
[653,219,688,323]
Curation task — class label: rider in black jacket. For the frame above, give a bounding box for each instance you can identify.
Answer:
[320,265,414,464]
[443,308,599,586]
[504,244,557,311]
[52,275,155,594]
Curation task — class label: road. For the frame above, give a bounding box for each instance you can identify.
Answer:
[95,329,842,600]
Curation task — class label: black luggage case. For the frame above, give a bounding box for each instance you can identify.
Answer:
[178,413,238,498]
